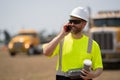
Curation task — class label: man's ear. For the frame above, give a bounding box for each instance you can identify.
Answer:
[82,21,87,28]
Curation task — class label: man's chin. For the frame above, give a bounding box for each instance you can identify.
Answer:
[71,31,80,35]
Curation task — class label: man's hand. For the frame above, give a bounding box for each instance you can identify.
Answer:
[59,23,72,38]
[80,68,103,80]
[80,69,95,80]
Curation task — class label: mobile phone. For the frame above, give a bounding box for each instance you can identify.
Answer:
[64,26,72,32]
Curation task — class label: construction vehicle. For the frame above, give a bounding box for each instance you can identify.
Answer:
[89,10,120,63]
[8,29,40,56]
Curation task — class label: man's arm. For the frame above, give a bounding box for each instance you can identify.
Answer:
[43,24,70,56]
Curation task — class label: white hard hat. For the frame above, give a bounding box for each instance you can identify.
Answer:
[70,7,89,21]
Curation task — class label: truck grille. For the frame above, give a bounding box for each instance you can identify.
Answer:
[92,32,114,50]
[13,42,23,48]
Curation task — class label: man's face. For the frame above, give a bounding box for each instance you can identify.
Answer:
[69,16,86,34]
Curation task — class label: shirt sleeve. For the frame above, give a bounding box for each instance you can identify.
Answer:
[91,41,103,70]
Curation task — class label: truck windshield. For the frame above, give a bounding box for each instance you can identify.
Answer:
[93,18,120,27]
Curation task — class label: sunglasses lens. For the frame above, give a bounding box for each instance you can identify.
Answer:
[69,20,81,24]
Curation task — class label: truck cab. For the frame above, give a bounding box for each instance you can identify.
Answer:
[89,11,120,63]
[8,29,40,56]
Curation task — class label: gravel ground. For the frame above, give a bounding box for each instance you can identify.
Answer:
[0,50,120,80]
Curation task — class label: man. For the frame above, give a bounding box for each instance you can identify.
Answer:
[43,7,103,80]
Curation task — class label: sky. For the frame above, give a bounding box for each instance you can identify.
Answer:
[0,0,120,35]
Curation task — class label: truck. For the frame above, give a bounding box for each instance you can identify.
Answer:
[89,10,120,64]
[8,29,40,56]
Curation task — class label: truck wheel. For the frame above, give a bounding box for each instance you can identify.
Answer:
[10,52,16,56]
[27,47,34,55]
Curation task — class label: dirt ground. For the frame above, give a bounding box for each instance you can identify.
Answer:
[0,50,120,80]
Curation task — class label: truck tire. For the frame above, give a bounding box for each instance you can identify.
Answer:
[27,47,34,55]
[10,52,16,56]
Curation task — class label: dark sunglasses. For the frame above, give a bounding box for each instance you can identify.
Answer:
[69,20,82,24]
